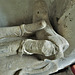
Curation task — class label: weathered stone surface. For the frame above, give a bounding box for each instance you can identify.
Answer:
[0,0,70,27]
[0,0,75,75]
[0,54,40,75]
[58,2,75,56]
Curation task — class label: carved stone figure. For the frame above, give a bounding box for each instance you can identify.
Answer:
[0,0,75,75]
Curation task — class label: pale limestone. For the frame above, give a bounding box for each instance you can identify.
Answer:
[0,0,75,75]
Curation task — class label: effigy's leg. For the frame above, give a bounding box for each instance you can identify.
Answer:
[20,39,57,56]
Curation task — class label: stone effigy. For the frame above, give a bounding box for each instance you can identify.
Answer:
[0,0,75,75]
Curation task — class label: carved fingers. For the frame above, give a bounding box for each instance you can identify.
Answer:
[20,20,46,36]
[0,40,21,57]
[0,39,57,57]
[20,39,57,56]
[0,20,46,39]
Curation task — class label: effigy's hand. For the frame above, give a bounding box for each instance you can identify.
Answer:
[0,20,52,57]
[0,20,57,57]
[0,19,61,57]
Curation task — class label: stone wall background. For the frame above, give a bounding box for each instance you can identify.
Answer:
[0,0,70,27]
